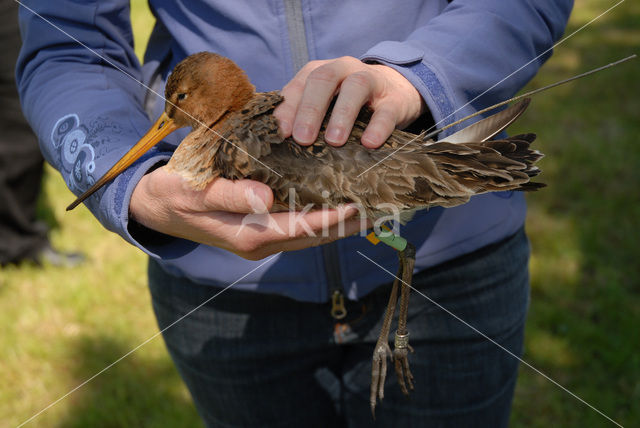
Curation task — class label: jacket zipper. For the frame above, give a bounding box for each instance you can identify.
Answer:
[282,0,347,317]
[323,243,347,319]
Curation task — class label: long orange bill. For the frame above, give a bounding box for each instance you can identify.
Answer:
[66,112,178,211]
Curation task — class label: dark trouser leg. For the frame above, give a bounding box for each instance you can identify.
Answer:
[0,1,48,265]
[148,260,345,428]
[148,228,529,428]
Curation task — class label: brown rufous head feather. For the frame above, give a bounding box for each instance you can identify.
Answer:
[164,52,256,129]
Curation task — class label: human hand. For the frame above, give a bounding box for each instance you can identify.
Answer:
[273,56,426,149]
[129,166,365,260]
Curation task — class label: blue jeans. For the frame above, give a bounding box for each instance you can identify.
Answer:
[148,228,530,427]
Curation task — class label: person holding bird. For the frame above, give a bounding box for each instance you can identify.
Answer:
[17,1,573,426]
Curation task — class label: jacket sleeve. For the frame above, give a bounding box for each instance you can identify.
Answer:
[16,0,197,258]
[361,0,574,136]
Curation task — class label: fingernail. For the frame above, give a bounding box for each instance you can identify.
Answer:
[325,126,344,145]
[361,131,382,148]
[293,123,314,144]
[245,186,270,213]
[256,187,272,205]
[338,203,360,218]
[278,120,292,137]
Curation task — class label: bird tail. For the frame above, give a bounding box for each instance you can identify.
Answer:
[420,132,545,199]
[479,132,546,189]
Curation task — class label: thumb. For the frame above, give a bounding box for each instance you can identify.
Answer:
[203,178,274,213]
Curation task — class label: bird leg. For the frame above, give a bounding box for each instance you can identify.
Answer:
[394,243,415,396]
[369,235,416,417]
[370,263,401,416]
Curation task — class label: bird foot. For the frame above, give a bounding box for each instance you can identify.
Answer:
[393,331,414,395]
[370,340,393,416]
[369,237,417,417]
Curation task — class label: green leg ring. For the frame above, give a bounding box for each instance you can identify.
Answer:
[374,231,408,252]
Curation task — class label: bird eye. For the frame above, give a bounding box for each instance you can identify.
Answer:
[177,93,187,101]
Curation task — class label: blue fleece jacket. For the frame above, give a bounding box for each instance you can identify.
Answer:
[16,0,572,302]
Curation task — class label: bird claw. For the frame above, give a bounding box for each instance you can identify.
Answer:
[370,341,393,416]
[393,333,414,395]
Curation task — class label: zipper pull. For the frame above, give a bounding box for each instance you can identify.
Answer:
[330,290,347,320]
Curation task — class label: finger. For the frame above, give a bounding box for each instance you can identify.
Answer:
[276,204,361,239]
[238,204,361,242]
[267,215,365,250]
[325,71,374,146]
[235,216,368,260]
[361,105,398,149]
[292,61,351,145]
[273,78,304,138]
[202,203,359,243]
[200,178,274,213]
[274,61,327,138]
[199,205,366,259]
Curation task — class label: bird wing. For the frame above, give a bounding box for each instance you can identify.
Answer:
[215,91,285,179]
[212,92,543,217]
[440,99,530,143]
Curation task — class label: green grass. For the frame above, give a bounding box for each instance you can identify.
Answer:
[1,0,638,426]
[130,0,155,61]
[509,1,640,426]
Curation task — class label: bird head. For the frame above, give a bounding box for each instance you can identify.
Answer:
[67,52,255,210]
[163,52,256,129]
